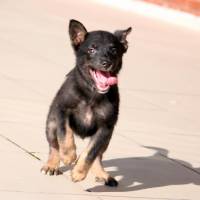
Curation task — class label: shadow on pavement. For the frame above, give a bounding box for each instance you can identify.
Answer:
[88,146,200,192]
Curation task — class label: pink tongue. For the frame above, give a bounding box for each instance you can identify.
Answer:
[107,76,118,85]
[96,71,118,86]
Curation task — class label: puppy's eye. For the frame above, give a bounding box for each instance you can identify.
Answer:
[111,47,117,55]
[88,47,96,54]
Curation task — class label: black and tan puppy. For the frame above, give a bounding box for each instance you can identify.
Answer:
[41,19,131,187]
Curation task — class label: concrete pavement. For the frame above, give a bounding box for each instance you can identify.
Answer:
[0,0,200,199]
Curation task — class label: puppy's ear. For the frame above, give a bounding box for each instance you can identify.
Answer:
[69,19,87,49]
[114,27,132,52]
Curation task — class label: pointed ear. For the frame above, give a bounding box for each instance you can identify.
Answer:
[114,27,132,52]
[69,19,87,48]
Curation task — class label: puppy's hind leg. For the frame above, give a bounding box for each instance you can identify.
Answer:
[41,120,61,176]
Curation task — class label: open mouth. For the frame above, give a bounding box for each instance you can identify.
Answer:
[89,68,118,94]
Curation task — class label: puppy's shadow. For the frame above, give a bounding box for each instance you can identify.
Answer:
[88,146,200,192]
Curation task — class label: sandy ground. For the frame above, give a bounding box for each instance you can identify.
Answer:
[0,0,200,199]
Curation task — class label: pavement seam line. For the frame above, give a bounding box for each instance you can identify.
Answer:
[0,134,93,192]
[0,134,41,161]
[117,132,200,177]
[158,153,200,176]
[0,133,193,198]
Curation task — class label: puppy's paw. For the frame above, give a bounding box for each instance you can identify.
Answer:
[41,164,62,176]
[71,167,87,182]
[105,177,118,187]
[61,151,77,166]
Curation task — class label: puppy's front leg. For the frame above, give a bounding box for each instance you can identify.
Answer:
[91,155,118,187]
[71,127,113,182]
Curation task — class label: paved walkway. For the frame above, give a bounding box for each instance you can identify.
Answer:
[0,0,200,199]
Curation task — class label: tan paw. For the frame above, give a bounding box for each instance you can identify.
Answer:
[61,151,77,165]
[71,167,87,182]
[41,164,62,176]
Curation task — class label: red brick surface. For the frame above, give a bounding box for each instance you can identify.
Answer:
[143,0,200,16]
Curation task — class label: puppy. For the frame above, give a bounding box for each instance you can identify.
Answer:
[41,19,131,187]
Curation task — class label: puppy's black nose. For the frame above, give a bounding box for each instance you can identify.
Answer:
[102,60,112,69]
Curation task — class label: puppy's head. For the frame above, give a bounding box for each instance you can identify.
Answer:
[69,19,131,94]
